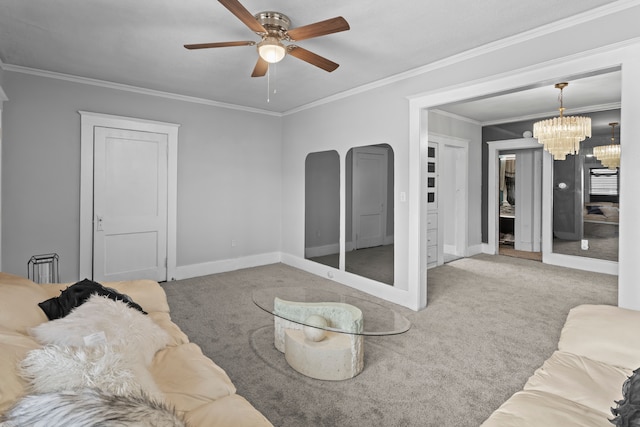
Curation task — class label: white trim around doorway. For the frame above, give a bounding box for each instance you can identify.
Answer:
[408,42,639,310]
[78,111,179,281]
[486,138,543,255]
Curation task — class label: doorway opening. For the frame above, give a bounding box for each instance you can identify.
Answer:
[498,154,516,251]
[79,112,179,281]
[496,148,542,261]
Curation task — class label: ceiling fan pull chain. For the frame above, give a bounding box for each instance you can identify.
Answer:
[272,63,277,95]
[267,63,278,103]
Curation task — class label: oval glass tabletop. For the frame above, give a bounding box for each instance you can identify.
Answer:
[252,286,411,336]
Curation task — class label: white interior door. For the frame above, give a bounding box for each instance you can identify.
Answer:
[442,144,467,257]
[93,127,168,282]
[352,146,388,249]
[514,149,543,252]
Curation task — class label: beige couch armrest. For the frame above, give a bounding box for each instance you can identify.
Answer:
[558,304,640,370]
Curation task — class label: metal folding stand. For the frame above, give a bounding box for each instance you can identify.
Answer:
[27,253,60,283]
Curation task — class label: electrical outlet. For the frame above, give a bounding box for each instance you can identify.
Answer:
[231,239,237,247]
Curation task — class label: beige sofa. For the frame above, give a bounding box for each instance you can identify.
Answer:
[482,304,640,426]
[0,272,272,426]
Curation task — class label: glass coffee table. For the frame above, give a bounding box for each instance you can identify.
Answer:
[253,287,411,380]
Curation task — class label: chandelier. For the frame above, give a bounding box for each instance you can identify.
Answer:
[593,122,621,169]
[533,82,592,160]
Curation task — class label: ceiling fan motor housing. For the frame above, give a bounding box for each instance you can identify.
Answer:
[254,11,291,37]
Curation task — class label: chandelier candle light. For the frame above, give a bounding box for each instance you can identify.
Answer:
[593,122,621,169]
[533,82,592,161]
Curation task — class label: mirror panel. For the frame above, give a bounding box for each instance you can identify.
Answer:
[304,151,340,268]
[552,114,619,262]
[485,107,620,263]
[345,144,394,285]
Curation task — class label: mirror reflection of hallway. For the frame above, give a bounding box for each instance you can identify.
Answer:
[304,146,395,285]
[498,154,516,253]
[304,151,340,269]
[496,148,543,261]
[346,144,394,285]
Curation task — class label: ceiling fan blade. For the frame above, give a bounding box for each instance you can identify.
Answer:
[218,0,266,34]
[251,57,269,77]
[184,41,255,50]
[286,16,350,41]
[287,46,339,72]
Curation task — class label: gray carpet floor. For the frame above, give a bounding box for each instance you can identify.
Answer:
[309,244,394,285]
[161,254,617,427]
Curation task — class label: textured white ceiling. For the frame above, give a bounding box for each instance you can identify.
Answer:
[0,0,623,115]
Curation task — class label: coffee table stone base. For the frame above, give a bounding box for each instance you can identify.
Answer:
[284,329,363,380]
[273,299,364,380]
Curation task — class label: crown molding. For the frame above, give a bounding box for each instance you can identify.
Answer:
[2,63,283,117]
[285,0,640,116]
[481,102,622,126]
[3,1,639,117]
[430,109,482,126]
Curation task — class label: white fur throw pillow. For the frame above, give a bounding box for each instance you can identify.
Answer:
[29,294,171,366]
[19,344,162,398]
[0,388,186,427]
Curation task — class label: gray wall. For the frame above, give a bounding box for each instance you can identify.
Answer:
[280,6,640,308]
[2,71,282,281]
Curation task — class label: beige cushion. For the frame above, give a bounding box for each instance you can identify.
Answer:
[481,390,611,427]
[151,343,236,411]
[0,273,48,333]
[559,304,640,370]
[185,394,273,427]
[523,351,630,416]
[0,328,41,413]
[100,280,171,313]
[149,312,190,346]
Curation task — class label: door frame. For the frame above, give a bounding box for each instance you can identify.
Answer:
[430,133,469,263]
[487,138,543,255]
[0,86,6,270]
[79,111,179,281]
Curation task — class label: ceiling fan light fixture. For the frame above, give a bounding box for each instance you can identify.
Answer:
[258,37,286,63]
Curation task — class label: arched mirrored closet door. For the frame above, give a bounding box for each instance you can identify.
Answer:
[304,151,340,268]
[304,145,395,285]
[345,144,394,285]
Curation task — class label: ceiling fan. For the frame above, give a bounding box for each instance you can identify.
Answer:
[184,0,350,77]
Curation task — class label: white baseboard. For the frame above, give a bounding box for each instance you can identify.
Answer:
[467,244,484,256]
[172,252,282,281]
[344,236,394,253]
[304,243,339,258]
[443,244,457,255]
[481,243,495,255]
